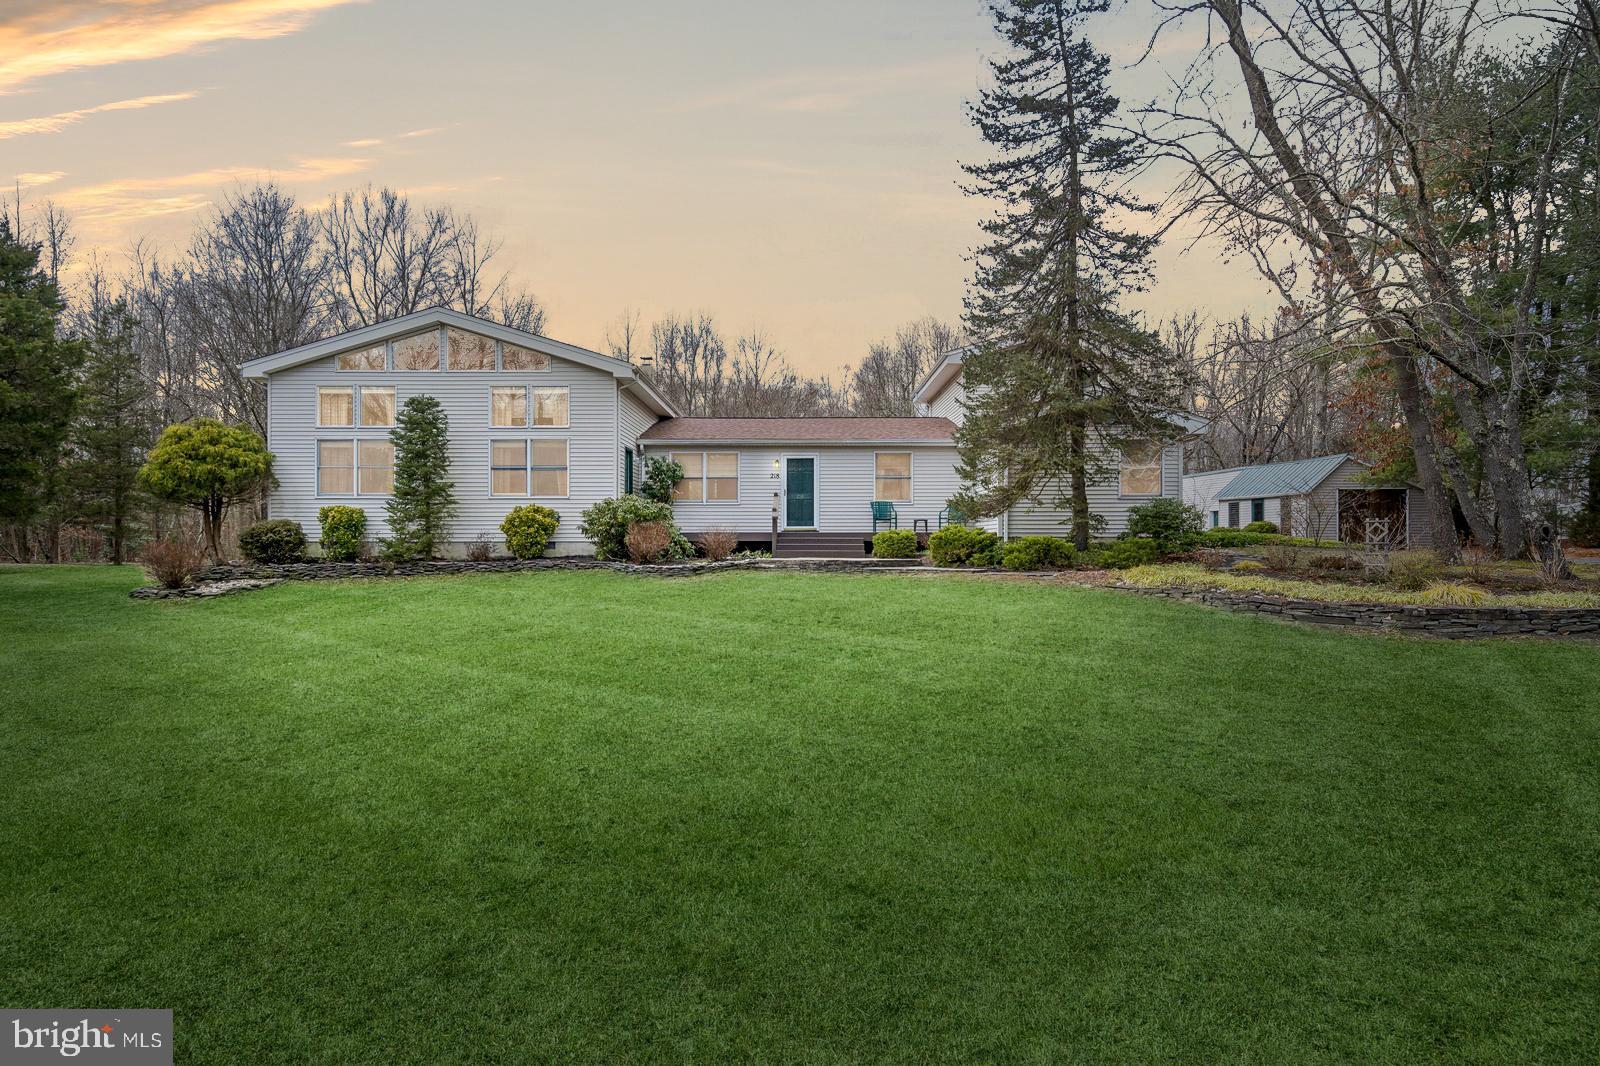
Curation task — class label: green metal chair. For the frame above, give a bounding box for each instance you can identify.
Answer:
[937,506,965,530]
[871,501,898,532]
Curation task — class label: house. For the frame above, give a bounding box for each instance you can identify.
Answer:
[242,310,1199,557]
[1181,454,1431,546]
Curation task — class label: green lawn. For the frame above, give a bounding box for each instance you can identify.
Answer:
[2,566,1597,1063]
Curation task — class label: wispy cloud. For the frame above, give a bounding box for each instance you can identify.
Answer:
[0,0,368,93]
[54,155,370,225]
[666,58,975,115]
[400,127,444,139]
[343,137,384,147]
[0,91,198,140]
[14,170,66,188]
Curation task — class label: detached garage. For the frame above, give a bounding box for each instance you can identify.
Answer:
[1184,454,1429,547]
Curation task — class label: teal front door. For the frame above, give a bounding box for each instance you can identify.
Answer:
[784,457,816,528]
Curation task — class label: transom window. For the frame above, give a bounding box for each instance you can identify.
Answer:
[1119,442,1162,496]
[874,452,912,502]
[490,439,569,497]
[490,385,568,428]
[393,331,441,371]
[318,439,394,496]
[671,452,738,502]
[318,386,395,427]
[336,329,554,372]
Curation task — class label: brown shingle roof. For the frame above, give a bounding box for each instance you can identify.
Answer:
[639,416,957,443]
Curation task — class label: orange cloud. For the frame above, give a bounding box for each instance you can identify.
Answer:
[0,91,198,139]
[0,0,368,93]
[54,155,371,226]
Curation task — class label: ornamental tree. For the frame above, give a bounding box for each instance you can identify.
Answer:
[139,419,274,562]
[382,394,456,560]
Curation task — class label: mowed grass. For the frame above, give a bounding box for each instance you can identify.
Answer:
[2,566,1598,1063]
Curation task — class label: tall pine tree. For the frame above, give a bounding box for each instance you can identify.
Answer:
[382,395,457,560]
[955,0,1186,550]
[0,218,80,538]
[71,296,153,563]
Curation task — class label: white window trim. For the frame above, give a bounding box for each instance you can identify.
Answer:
[315,437,394,498]
[873,451,913,504]
[670,450,740,504]
[318,385,396,428]
[488,438,570,499]
[391,328,444,372]
[487,385,569,429]
[1118,444,1164,499]
[335,328,555,373]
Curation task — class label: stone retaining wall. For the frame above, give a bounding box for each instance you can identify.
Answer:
[1119,583,1600,638]
[194,556,925,583]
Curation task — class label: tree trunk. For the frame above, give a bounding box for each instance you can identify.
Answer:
[1068,418,1091,552]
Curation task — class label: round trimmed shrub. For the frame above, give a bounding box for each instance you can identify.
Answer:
[318,506,367,561]
[501,503,561,559]
[1001,535,1076,571]
[580,495,692,561]
[1243,520,1278,534]
[1126,497,1204,550]
[239,519,307,563]
[929,524,1001,567]
[872,529,919,559]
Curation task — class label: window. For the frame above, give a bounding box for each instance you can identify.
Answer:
[1251,498,1265,522]
[706,452,738,501]
[672,452,703,502]
[668,451,738,502]
[447,328,496,371]
[531,440,568,496]
[1119,442,1162,496]
[1228,501,1241,527]
[393,331,441,371]
[501,343,549,372]
[336,345,386,371]
[490,439,569,497]
[491,387,527,427]
[874,452,912,502]
[489,386,567,428]
[360,386,396,427]
[1211,510,1219,528]
[359,440,395,494]
[490,440,528,495]
[318,441,353,494]
[318,440,392,496]
[318,387,354,427]
[533,387,569,427]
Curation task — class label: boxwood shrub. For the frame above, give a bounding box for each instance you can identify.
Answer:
[501,503,561,559]
[318,506,367,561]
[1243,520,1278,533]
[1196,529,1327,548]
[1096,538,1161,569]
[1001,535,1076,571]
[238,519,307,563]
[871,529,919,559]
[929,524,1001,567]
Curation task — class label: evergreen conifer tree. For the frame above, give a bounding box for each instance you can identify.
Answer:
[383,394,456,560]
[71,297,153,563]
[956,0,1187,550]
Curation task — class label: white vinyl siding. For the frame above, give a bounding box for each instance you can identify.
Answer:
[1005,437,1185,538]
[642,445,966,533]
[618,389,659,490]
[925,377,967,422]
[266,349,618,552]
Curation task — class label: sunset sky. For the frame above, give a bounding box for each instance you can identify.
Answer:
[1,0,1272,375]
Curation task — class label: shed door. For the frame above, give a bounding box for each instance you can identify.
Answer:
[784,457,816,528]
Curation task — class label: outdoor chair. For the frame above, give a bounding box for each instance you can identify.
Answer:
[871,501,898,532]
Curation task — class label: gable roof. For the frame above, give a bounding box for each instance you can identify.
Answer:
[639,417,957,444]
[239,307,676,416]
[911,348,969,407]
[1215,454,1356,500]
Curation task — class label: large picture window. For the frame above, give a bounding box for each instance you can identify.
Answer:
[335,345,386,371]
[1119,442,1162,496]
[874,452,912,502]
[320,385,394,427]
[670,451,739,502]
[360,387,395,427]
[491,387,527,427]
[393,331,441,371]
[318,439,393,496]
[501,344,550,372]
[318,387,353,427]
[491,439,569,497]
[446,328,496,371]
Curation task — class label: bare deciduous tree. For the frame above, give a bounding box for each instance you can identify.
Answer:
[851,317,964,416]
